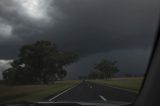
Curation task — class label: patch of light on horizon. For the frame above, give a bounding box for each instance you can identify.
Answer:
[0,60,13,65]
[0,59,12,80]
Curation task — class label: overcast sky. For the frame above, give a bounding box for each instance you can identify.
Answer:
[0,0,159,79]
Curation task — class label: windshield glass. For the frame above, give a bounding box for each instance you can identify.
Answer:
[0,0,159,104]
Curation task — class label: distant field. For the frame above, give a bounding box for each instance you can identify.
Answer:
[89,77,144,92]
[0,80,80,103]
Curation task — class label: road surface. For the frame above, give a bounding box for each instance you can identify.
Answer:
[49,81,137,102]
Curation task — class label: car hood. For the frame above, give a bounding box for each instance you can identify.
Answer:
[2,100,131,106]
[37,100,131,106]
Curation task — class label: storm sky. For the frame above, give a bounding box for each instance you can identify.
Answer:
[0,0,159,79]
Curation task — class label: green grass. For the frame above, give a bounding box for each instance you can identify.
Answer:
[89,77,144,92]
[0,80,80,103]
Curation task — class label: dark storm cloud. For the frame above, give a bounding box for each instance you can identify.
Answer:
[0,0,159,79]
[0,0,159,58]
[51,0,159,55]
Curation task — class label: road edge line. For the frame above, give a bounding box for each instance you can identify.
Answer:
[88,81,137,93]
[48,82,81,101]
[105,85,138,93]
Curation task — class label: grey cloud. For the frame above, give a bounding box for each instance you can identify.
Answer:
[0,18,13,37]
[52,0,159,55]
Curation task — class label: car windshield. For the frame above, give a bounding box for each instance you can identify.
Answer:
[0,0,159,105]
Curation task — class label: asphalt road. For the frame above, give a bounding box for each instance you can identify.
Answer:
[49,81,137,103]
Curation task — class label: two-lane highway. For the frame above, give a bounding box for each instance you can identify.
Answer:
[49,81,137,102]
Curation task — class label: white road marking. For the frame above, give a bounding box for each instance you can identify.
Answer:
[99,95,107,101]
[49,83,80,101]
[106,85,137,93]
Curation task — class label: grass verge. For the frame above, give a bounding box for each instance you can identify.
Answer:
[88,77,143,93]
[0,80,80,103]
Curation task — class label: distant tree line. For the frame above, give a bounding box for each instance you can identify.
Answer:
[88,59,119,79]
[2,41,78,85]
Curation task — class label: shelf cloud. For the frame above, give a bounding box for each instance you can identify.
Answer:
[0,0,159,79]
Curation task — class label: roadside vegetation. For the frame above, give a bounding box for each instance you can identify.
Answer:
[89,77,143,92]
[2,41,78,85]
[87,59,119,79]
[0,80,79,103]
[0,40,142,103]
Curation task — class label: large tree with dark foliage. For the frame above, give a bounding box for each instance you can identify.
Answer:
[88,59,119,79]
[3,41,78,85]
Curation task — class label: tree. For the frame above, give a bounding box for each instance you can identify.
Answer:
[3,41,78,85]
[88,59,119,79]
[95,59,119,79]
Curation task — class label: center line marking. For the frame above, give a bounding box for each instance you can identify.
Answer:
[48,83,81,101]
[99,95,107,101]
